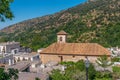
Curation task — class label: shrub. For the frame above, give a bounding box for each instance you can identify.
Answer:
[112,66,120,73]
[112,66,120,79]
[111,57,120,62]
[49,69,70,80]
[95,71,112,79]
[60,61,75,67]
[88,63,96,80]
[95,78,112,80]
[75,60,85,71]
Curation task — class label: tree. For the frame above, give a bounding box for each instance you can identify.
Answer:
[50,60,99,80]
[0,0,14,21]
[71,70,86,80]
[35,77,41,80]
[8,68,19,80]
[75,60,85,71]
[95,71,112,80]
[0,68,18,80]
[49,69,70,80]
[96,55,112,71]
[112,66,120,79]
[88,63,96,80]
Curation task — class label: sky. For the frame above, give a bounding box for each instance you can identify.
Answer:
[0,0,86,30]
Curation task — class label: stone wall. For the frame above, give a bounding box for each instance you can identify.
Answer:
[40,54,99,64]
[40,54,61,64]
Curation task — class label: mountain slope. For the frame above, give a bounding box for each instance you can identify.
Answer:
[0,0,120,50]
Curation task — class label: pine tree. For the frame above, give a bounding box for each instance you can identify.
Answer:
[96,55,113,71]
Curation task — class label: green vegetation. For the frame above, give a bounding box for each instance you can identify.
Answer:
[112,66,120,73]
[111,57,120,62]
[95,71,112,80]
[50,60,114,80]
[0,68,18,80]
[0,0,120,51]
[0,0,14,21]
[112,66,120,79]
[96,55,113,71]
[35,77,41,80]
[51,60,96,80]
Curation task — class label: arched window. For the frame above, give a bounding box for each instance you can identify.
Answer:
[59,37,62,41]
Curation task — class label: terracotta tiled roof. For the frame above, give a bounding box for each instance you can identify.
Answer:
[41,43,110,56]
[57,30,68,35]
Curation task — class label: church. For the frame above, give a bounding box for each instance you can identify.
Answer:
[40,30,111,64]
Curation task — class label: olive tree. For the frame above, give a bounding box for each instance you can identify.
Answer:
[0,0,14,21]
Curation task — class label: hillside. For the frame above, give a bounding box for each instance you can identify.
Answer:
[0,0,120,51]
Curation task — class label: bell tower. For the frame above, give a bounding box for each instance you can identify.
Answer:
[57,30,67,43]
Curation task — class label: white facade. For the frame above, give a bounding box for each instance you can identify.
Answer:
[31,61,41,68]
[14,52,41,69]
[0,42,20,54]
[14,52,40,62]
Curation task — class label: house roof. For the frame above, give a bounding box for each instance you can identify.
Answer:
[57,30,68,35]
[14,52,39,57]
[18,72,49,80]
[41,43,110,56]
[6,61,30,71]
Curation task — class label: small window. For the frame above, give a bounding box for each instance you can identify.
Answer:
[23,58,25,61]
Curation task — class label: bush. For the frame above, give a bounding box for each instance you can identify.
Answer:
[49,69,70,80]
[112,66,120,73]
[71,70,86,80]
[95,78,112,80]
[95,71,112,80]
[88,63,96,80]
[60,61,75,67]
[111,57,120,62]
[35,77,40,80]
[75,60,85,71]
[112,66,120,79]
[56,60,97,80]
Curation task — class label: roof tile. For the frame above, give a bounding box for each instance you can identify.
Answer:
[41,43,110,56]
[57,30,68,35]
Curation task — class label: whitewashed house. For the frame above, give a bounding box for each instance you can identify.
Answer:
[13,52,41,69]
[14,52,40,62]
[0,41,20,54]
